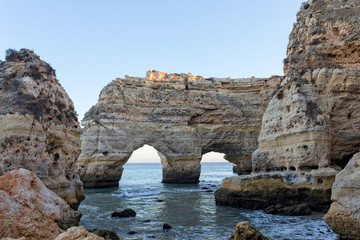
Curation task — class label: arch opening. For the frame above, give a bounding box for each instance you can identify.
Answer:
[200,151,235,182]
[127,144,162,163]
[201,151,228,163]
[120,144,163,185]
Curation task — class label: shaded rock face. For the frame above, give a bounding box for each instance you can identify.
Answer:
[228,222,268,240]
[325,152,360,240]
[215,0,360,211]
[0,169,82,240]
[77,70,281,187]
[0,49,84,209]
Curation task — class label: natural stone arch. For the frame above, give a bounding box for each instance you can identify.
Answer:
[76,71,281,188]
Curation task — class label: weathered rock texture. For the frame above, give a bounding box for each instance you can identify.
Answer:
[0,49,84,209]
[325,152,360,239]
[0,169,81,240]
[215,0,360,211]
[228,222,268,240]
[54,226,104,240]
[77,70,281,187]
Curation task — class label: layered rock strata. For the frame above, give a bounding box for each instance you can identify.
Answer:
[325,152,360,239]
[215,0,360,211]
[77,70,281,187]
[0,49,84,209]
[0,169,81,239]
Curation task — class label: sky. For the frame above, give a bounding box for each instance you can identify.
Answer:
[0,0,304,162]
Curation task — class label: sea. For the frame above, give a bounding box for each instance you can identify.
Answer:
[78,162,337,240]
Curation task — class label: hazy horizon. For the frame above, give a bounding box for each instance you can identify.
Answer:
[127,145,228,163]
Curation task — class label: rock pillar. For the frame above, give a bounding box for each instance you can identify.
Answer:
[162,159,201,184]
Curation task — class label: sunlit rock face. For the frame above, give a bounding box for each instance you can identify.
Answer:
[325,152,360,239]
[0,49,84,209]
[0,169,82,239]
[215,0,360,211]
[77,70,281,187]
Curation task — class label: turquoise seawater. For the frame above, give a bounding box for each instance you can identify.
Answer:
[78,162,337,240]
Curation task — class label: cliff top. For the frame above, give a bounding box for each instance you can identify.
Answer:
[121,70,278,84]
[284,0,360,75]
[145,70,204,81]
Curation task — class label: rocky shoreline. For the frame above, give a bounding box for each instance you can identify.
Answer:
[1,0,360,239]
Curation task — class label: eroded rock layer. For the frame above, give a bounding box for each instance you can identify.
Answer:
[0,49,84,209]
[77,70,281,187]
[215,0,360,211]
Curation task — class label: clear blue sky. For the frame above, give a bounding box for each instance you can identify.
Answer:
[0,0,304,121]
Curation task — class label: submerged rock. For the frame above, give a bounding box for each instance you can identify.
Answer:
[228,222,268,240]
[0,169,81,239]
[264,203,311,216]
[76,70,281,187]
[0,49,84,209]
[111,208,136,218]
[54,226,104,240]
[325,152,360,239]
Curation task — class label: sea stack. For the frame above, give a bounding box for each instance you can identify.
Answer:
[77,71,281,187]
[215,0,360,212]
[0,49,84,209]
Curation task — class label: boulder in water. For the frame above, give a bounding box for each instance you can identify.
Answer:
[88,229,120,240]
[111,208,136,218]
[228,222,268,240]
[163,223,172,230]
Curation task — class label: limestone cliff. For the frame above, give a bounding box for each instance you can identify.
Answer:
[255,0,360,175]
[77,70,281,187]
[215,0,360,211]
[0,49,84,209]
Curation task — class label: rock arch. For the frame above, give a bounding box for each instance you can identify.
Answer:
[76,71,281,188]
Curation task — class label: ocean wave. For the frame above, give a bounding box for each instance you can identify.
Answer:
[111,189,164,198]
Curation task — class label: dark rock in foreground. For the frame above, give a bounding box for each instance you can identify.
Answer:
[111,208,136,218]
